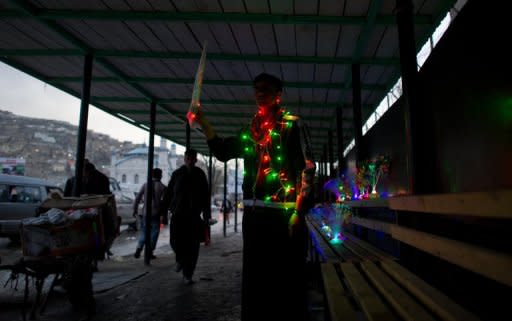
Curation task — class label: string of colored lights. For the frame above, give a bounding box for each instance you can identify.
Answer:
[241,106,298,206]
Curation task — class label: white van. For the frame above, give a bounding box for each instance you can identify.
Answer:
[0,174,62,241]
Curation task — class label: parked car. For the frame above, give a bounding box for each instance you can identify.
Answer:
[0,174,62,241]
[116,193,138,228]
[109,177,138,228]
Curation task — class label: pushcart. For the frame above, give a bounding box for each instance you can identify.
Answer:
[0,194,118,320]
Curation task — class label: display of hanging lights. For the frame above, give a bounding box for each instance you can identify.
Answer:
[241,106,300,204]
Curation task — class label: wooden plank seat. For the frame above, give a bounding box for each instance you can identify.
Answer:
[348,216,512,288]
[306,216,339,262]
[379,259,481,321]
[316,259,483,321]
[319,260,481,321]
[306,214,482,321]
[320,263,359,321]
[306,215,394,263]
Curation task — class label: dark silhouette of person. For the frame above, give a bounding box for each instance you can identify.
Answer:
[63,158,89,197]
[62,160,112,318]
[82,161,116,258]
[133,168,167,260]
[63,176,75,197]
[83,162,111,195]
[221,199,233,224]
[160,149,210,284]
[196,73,315,320]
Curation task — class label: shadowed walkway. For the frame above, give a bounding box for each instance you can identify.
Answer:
[0,222,243,321]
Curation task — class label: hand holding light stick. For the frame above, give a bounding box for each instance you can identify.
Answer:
[187,41,207,128]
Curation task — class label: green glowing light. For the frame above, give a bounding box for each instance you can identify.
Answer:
[501,97,512,121]
[329,238,344,245]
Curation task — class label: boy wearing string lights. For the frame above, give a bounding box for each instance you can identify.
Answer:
[196,73,315,321]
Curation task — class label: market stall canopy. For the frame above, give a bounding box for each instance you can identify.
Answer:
[0,0,455,160]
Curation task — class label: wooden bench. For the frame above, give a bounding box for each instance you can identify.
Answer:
[318,259,480,321]
[307,215,393,263]
[306,190,512,321]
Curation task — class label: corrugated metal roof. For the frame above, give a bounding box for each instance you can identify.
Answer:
[0,0,455,160]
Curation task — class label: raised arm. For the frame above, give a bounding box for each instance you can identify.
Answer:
[196,109,242,161]
[196,109,216,140]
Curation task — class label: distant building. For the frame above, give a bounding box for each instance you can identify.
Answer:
[110,138,177,194]
[0,157,25,175]
[34,132,56,144]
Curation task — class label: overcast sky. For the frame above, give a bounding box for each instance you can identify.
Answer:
[0,62,181,150]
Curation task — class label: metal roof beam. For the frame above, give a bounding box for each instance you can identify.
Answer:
[91,96,370,110]
[47,76,385,91]
[0,49,399,65]
[156,121,181,125]
[119,109,330,122]
[337,0,383,145]
[8,0,187,126]
[0,57,169,137]
[1,9,433,25]
[212,122,354,129]
[158,129,353,138]
[100,50,398,65]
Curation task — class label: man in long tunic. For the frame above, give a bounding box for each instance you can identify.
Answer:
[160,149,210,284]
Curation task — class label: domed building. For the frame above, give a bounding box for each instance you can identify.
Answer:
[110,138,177,194]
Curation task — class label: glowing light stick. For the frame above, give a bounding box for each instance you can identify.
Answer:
[187,41,207,127]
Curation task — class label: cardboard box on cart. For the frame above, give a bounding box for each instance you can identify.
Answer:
[21,195,118,257]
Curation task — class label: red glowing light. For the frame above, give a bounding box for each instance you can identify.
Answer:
[186,111,197,124]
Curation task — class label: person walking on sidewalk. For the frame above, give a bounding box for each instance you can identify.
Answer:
[221,199,233,225]
[133,168,167,259]
[160,149,210,284]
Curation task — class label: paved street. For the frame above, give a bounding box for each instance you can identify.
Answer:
[0,219,244,321]
[0,211,325,321]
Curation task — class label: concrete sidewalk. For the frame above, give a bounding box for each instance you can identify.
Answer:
[0,221,244,321]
